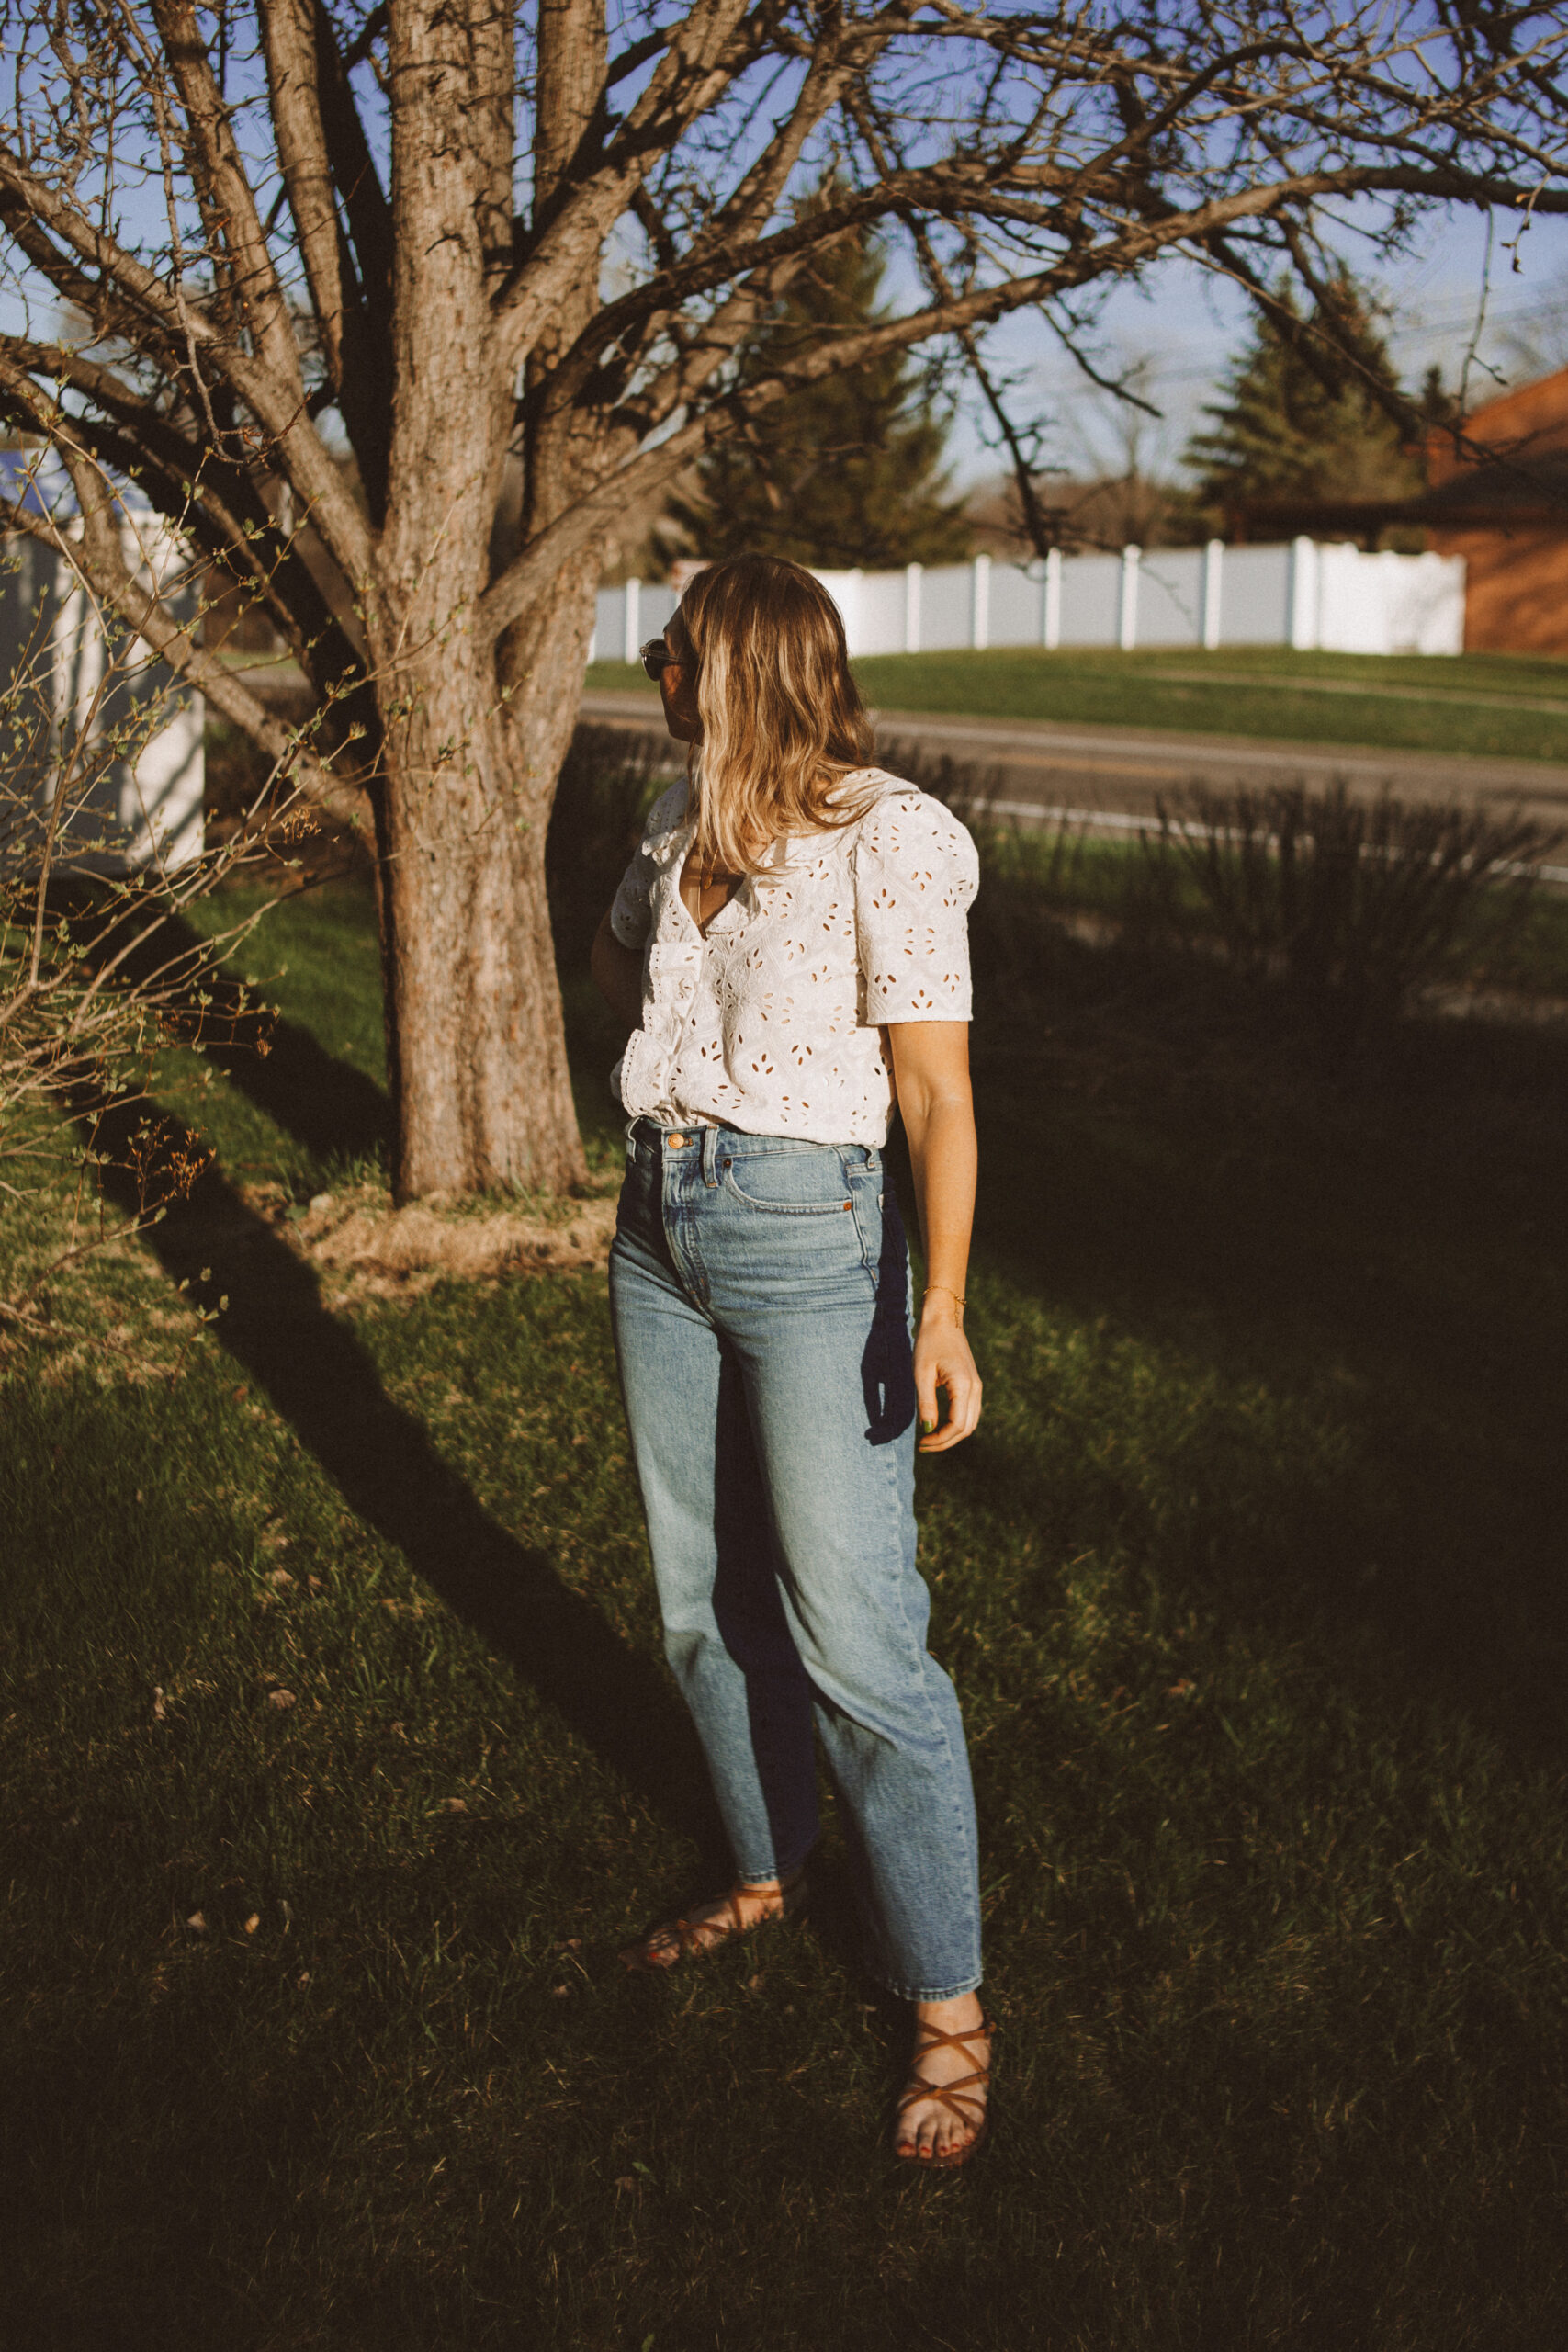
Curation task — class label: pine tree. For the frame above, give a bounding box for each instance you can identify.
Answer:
[662,219,972,570]
[1182,279,1429,526]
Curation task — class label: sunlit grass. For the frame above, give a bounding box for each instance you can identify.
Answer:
[588,644,1568,763]
[859,645,1568,764]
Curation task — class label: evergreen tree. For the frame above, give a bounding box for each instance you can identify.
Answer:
[1182,279,1434,525]
[663,219,972,570]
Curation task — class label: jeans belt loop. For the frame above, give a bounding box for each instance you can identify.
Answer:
[701,1126,721,1188]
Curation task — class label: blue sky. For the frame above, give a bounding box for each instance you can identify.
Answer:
[949,204,1568,490]
[6,10,1562,503]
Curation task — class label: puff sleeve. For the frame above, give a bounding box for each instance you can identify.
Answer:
[852,788,979,1023]
[609,781,687,950]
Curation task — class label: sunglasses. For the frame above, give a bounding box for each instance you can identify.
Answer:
[640,635,679,681]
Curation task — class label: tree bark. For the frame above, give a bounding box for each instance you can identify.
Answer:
[375,637,591,1200]
[371,0,592,1199]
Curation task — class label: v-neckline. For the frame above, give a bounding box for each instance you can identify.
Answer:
[679,843,746,940]
[697,888,746,939]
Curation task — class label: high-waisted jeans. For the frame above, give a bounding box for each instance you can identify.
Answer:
[607,1117,983,2002]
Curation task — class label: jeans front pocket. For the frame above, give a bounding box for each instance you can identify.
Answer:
[718,1142,855,1216]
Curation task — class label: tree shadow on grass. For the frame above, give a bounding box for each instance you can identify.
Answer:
[130,897,395,1174]
[205,996,392,1173]
[86,1091,726,1866]
[75,894,874,1970]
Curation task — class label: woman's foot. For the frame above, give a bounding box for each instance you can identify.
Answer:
[618,1870,806,1972]
[893,1993,992,2166]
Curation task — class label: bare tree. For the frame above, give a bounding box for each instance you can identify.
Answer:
[1,0,1563,1199]
[1044,351,1190,548]
[0,489,318,1330]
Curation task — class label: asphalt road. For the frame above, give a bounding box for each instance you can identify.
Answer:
[579,688,1568,852]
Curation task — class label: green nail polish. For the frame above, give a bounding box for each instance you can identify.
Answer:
[920,1419,936,1434]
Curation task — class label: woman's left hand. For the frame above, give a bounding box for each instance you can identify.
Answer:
[914,1303,982,1453]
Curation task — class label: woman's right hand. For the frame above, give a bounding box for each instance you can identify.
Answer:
[914,1298,982,1453]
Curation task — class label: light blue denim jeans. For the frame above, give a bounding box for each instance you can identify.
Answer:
[607,1117,983,2002]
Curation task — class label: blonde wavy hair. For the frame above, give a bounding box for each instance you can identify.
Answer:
[674,554,877,876]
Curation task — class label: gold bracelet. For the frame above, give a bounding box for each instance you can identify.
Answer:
[922,1283,965,1312]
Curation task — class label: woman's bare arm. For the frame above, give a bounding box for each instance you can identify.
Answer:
[888,1021,982,1453]
[592,909,645,1032]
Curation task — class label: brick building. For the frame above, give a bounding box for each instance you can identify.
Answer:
[1225,367,1568,655]
[1422,368,1568,655]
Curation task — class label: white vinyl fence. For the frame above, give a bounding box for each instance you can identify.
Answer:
[592,539,1466,666]
[0,518,204,876]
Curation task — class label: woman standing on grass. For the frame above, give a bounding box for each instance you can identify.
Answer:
[591,554,991,2167]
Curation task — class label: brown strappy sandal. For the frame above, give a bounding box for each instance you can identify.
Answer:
[618,1871,806,1973]
[892,2015,995,2169]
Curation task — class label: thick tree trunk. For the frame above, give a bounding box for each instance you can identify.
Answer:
[371,0,595,1201]
[369,384,598,1197]
[375,622,593,1201]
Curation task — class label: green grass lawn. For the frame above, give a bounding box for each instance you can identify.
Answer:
[5,874,1568,2347]
[590,645,1568,764]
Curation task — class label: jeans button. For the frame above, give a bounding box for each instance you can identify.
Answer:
[667,1132,687,1149]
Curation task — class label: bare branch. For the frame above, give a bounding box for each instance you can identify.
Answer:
[259,0,392,516]
[143,0,307,397]
[310,0,395,334]
[260,0,351,385]
[0,140,375,586]
[0,477,368,831]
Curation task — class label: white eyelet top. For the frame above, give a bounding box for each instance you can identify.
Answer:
[608,769,979,1146]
